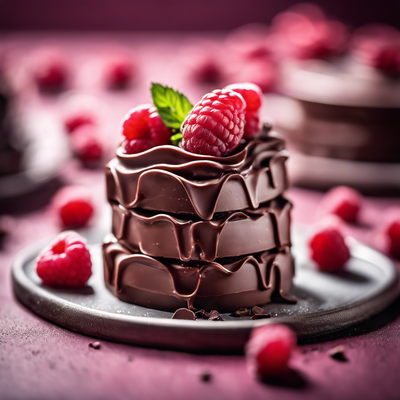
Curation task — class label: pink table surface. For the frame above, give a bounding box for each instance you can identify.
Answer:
[1,33,400,400]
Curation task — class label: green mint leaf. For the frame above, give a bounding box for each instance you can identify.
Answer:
[170,132,183,147]
[151,83,193,130]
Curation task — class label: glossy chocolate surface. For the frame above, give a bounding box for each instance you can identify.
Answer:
[103,235,295,312]
[106,128,288,220]
[110,197,291,262]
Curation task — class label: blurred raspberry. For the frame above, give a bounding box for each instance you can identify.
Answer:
[246,324,297,379]
[64,112,96,134]
[121,104,151,140]
[70,125,104,164]
[352,25,400,74]
[33,49,68,91]
[122,138,154,154]
[191,58,224,84]
[309,225,350,272]
[105,56,135,88]
[52,186,94,228]
[317,186,362,223]
[148,107,172,145]
[181,89,246,156]
[378,208,400,259]
[36,231,92,287]
[272,4,348,59]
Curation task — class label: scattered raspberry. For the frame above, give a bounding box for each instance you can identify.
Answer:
[64,112,96,134]
[36,231,92,287]
[70,125,104,164]
[121,104,152,141]
[148,107,172,145]
[122,138,154,154]
[33,50,67,90]
[246,324,297,379]
[52,186,94,228]
[317,186,362,223]
[192,58,224,84]
[224,82,263,112]
[387,219,400,258]
[181,89,246,156]
[105,56,135,88]
[309,226,350,271]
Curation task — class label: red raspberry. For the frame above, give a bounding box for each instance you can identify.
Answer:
[192,58,223,84]
[243,111,262,139]
[33,50,67,90]
[121,104,152,140]
[64,112,96,134]
[224,82,263,112]
[105,56,135,88]
[318,186,362,223]
[36,231,92,287]
[181,89,246,157]
[246,324,296,379]
[52,186,94,228]
[367,45,400,74]
[309,226,350,271]
[70,125,104,164]
[122,138,154,154]
[148,107,172,145]
[387,220,400,258]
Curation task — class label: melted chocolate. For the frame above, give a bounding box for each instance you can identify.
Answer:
[106,129,288,220]
[110,197,291,262]
[103,235,295,313]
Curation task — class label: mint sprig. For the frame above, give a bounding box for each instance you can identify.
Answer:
[151,83,193,131]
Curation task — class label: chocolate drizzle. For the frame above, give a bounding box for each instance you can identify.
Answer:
[106,130,288,220]
[103,235,295,312]
[111,198,291,262]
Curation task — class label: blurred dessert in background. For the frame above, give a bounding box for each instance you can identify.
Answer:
[264,4,400,193]
[0,68,24,176]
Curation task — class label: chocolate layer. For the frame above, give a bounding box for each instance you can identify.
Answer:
[111,197,291,262]
[106,129,288,220]
[103,235,295,312]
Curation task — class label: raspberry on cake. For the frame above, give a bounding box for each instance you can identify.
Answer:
[36,231,92,287]
[181,89,246,156]
[103,83,295,313]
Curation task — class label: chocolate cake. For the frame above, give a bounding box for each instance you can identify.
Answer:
[103,125,295,312]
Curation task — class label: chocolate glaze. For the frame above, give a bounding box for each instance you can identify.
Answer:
[110,197,291,262]
[103,235,295,312]
[106,129,288,220]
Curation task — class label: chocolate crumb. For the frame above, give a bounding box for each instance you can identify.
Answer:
[208,310,224,321]
[328,345,348,362]
[195,309,210,319]
[250,306,270,319]
[89,342,101,350]
[172,308,196,320]
[200,372,212,382]
[230,308,250,317]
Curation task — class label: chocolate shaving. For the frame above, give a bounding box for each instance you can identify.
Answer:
[200,372,212,382]
[230,308,250,317]
[89,342,101,350]
[250,306,271,319]
[208,310,224,321]
[328,345,348,362]
[195,309,210,319]
[172,308,196,320]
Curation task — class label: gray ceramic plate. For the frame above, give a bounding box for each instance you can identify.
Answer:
[12,227,399,351]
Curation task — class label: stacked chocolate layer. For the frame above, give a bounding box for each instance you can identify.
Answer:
[103,126,295,312]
